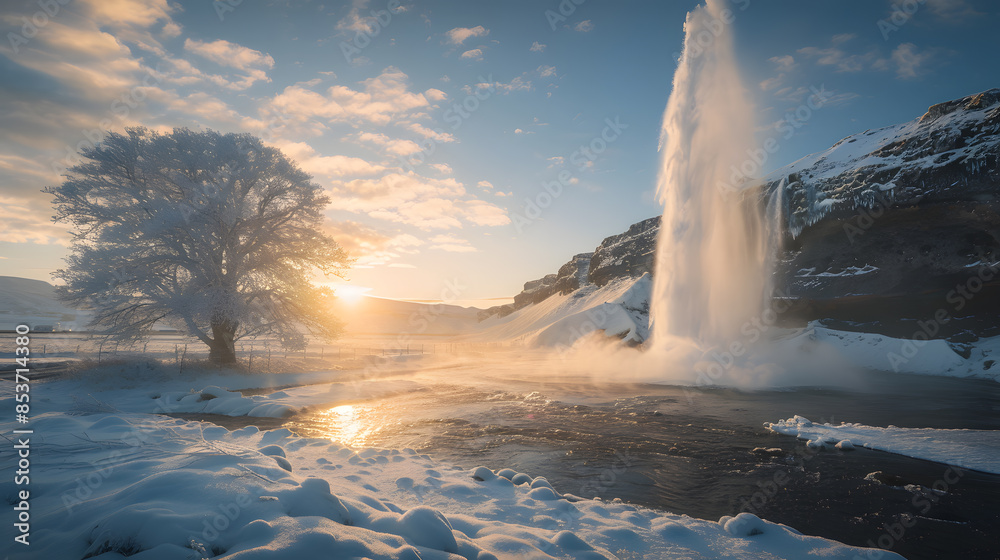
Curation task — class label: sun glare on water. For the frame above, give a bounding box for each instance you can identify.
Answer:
[317,404,375,447]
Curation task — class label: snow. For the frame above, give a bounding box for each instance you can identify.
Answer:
[766,415,1000,475]
[762,89,1000,237]
[29,361,423,418]
[1,366,904,559]
[473,275,651,347]
[794,265,878,278]
[0,276,91,331]
[773,324,1000,382]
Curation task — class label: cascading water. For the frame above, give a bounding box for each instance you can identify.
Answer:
[651,0,772,349]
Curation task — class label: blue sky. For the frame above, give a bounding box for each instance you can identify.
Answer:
[1,0,998,303]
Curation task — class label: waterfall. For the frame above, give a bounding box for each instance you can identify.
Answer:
[651,0,771,349]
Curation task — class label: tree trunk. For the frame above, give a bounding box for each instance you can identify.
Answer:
[209,320,237,364]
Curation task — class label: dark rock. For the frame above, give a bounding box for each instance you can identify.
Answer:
[588,217,660,287]
[766,88,1000,339]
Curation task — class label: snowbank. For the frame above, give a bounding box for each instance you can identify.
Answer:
[2,412,903,559]
[766,415,1000,475]
[769,324,1000,382]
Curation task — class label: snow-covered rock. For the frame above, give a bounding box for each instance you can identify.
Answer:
[762,89,1000,338]
[766,415,1000,474]
[762,88,1000,237]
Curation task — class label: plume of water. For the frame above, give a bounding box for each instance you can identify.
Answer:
[651,0,770,348]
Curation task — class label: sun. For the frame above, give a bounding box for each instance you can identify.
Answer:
[334,284,371,304]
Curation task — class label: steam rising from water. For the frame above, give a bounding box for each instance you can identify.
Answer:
[651,0,770,348]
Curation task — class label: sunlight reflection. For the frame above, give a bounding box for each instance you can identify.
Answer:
[317,404,376,447]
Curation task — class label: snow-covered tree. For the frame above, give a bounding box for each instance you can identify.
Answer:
[46,127,351,364]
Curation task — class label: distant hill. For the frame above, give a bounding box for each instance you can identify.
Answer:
[330,295,481,337]
[0,276,89,331]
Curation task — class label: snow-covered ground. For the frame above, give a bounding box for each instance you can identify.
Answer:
[2,362,907,560]
[766,415,1000,475]
[776,325,1000,382]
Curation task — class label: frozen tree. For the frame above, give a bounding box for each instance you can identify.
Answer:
[46,127,351,364]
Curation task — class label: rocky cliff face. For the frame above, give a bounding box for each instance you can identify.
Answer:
[763,88,1000,237]
[478,217,661,322]
[762,88,1000,339]
[478,252,594,321]
[587,217,660,287]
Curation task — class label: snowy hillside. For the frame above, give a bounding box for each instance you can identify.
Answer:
[332,296,480,337]
[472,275,651,347]
[472,218,658,348]
[763,88,1000,237]
[0,276,88,331]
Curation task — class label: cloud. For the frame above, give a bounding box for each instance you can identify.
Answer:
[324,220,424,266]
[891,43,933,79]
[530,41,546,52]
[461,199,510,226]
[275,141,386,178]
[162,54,271,91]
[358,132,423,156]
[78,0,177,28]
[794,35,935,81]
[760,55,799,92]
[183,38,275,72]
[797,46,884,73]
[429,234,477,252]
[460,49,484,61]
[153,90,243,121]
[918,0,983,21]
[446,26,489,44]
[574,20,594,32]
[329,173,509,230]
[405,123,455,143]
[477,180,494,190]
[482,75,532,94]
[537,65,557,78]
[334,0,408,37]
[770,55,797,73]
[161,21,182,38]
[259,67,443,131]
[0,196,71,245]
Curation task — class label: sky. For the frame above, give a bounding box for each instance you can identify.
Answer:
[1,0,998,304]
